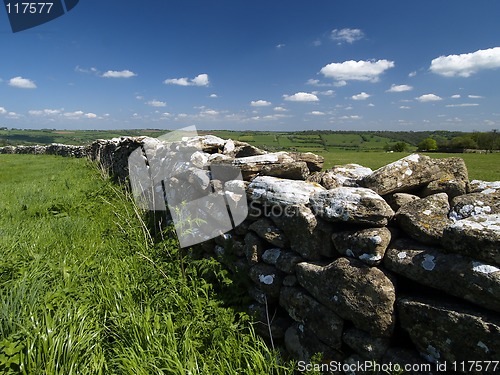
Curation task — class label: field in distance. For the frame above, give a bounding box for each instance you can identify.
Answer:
[1,128,499,180]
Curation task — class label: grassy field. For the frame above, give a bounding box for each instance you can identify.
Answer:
[0,154,294,374]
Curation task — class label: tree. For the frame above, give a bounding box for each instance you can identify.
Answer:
[450,136,478,149]
[417,137,438,151]
[392,142,408,152]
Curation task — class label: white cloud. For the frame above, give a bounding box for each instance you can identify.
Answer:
[135,95,144,100]
[400,106,411,109]
[306,79,334,87]
[102,70,137,78]
[320,59,395,83]
[64,111,85,118]
[283,92,319,102]
[387,84,413,93]
[276,44,285,49]
[9,76,37,89]
[368,103,375,107]
[446,103,480,108]
[340,115,362,120]
[330,28,364,44]
[0,107,7,114]
[416,94,442,102]
[351,92,370,100]
[430,47,500,77]
[308,111,325,116]
[318,90,335,96]
[251,100,272,107]
[164,73,210,87]
[451,94,461,99]
[201,109,219,116]
[147,100,167,107]
[408,71,417,77]
[85,113,97,119]
[468,95,483,99]
[313,40,322,47]
[209,93,218,98]
[274,106,287,112]
[28,109,61,116]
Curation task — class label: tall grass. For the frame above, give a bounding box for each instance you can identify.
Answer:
[0,155,293,374]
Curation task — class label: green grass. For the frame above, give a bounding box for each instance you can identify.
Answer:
[0,155,294,374]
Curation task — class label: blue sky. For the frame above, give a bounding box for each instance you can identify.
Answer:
[1,0,500,131]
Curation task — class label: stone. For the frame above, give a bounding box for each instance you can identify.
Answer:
[216,152,310,180]
[384,192,420,212]
[420,157,469,199]
[249,263,283,301]
[223,140,266,158]
[244,232,265,265]
[271,205,334,260]
[441,213,500,266]
[284,323,343,363]
[360,154,440,195]
[398,296,500,363]
[248,176,325,207]
[395,193,452,245]
[296,258,396,337]
[469,180,500,194]
[306,163,372,189]
[332,227,391,266]
[280,287,344,349]
[275,251,305,274]
[342,327,390,360]
[248,218,289,248]
[449,191,500,221]
[384,239,500,312]
[288,152,324,172]
[310,187,395,227]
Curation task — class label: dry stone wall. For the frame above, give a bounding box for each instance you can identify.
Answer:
[2,136,499,372]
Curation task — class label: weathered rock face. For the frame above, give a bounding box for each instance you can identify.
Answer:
[296,258,396,337]
[395,193,452,245]
[398,297,500,363]
[384,239,500,312]
[310,187,394,227]
[332,227,391,266]
[449,191,500,220]
[288,152,324,172]
[216,152,310,181]
[248,218,289,248]
[469,180,500,194]
[360,154,440,195]
[247,176,325,207]
[384,192,420,212]
[307,163,372,189]
[248,263,283,301]
[280,287,344,349]
[271,205,334,260]
[420,157,469,198]
[342,328,390,360]
[441,214,500,266]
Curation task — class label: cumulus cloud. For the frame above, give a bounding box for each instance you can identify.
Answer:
[0,107,7,114]
[306,79,334,87]
[276,43,286,49]
[209,93,218,98]
[147,100,167,107]
[430,47,500,77]
[9,76,37,89]
[102,70,137,78]
[351,92,370,100]
[340,115,362,120]
[400,106,411,109]
[416,94,442,102]
[451,94,461,99]
[308,111,325,116]
[164,73,210,87]
[320,59,395,83]
[330,28,364,44]
[283,92,319,102]
[408,71,417,77]
[201,109,219,116]
[251,100,272,107]
[468,95,483,99]
[85,113,97,119]
[29,109,62,116]
[387,84,413,93]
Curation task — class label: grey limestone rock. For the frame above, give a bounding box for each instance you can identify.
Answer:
[332,227,391,266]
[296,258,396,337]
